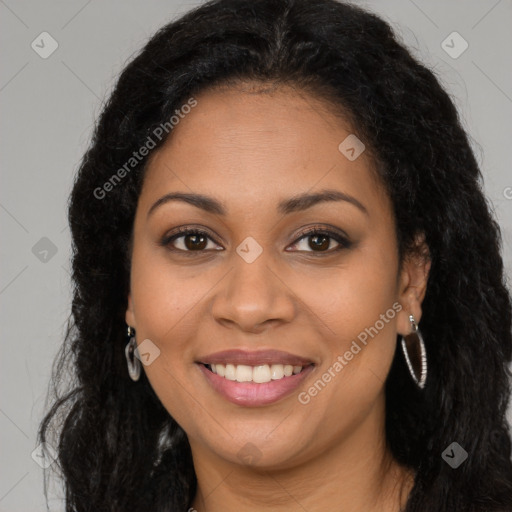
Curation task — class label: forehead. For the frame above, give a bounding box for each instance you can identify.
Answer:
[140,84,388,218]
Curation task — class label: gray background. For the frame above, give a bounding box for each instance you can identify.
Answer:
[1,0,511,510]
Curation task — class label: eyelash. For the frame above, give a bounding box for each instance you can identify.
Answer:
[161,225,352,256]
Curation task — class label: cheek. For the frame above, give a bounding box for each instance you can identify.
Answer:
[128,244,208,425]
[294,245,398,346]
[296,240,400,401]
[129,240,202,355]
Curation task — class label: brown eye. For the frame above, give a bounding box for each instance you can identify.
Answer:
[308,233,331,251]
[162,228,221,252]
[162,226,351,255]
[182,232,208,250]
[288,228,351,254]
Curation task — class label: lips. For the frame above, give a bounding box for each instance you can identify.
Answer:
[197,348,315,367]
[196,349,316,406]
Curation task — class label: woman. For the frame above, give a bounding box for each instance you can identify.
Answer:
[38,0,512,510]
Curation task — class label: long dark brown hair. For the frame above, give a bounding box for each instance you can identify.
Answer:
[39,0,512,510]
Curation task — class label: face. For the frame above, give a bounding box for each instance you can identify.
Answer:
[125,82,428,470]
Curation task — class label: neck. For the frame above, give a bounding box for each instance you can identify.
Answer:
[189,396,414,512]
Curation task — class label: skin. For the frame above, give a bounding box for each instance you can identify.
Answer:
[125,82,430,512]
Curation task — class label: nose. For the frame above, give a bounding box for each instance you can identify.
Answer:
[210,248,296,334]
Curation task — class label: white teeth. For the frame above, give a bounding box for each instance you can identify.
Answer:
[253,365,271,383]
[235,365,253,382]
[270,364,284,380]
[225,364,236,381]
[207,363,304,383]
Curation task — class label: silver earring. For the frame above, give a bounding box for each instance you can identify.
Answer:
[125,326,141,382]
[400,315,427,389]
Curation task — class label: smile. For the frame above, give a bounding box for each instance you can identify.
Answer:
[196,349,316,407]
[206,363,305,383]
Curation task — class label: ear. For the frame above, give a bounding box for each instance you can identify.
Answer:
[125,293,136,329]
[396,233,431,335]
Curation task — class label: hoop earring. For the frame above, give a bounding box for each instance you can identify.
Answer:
[125,326,141,382]
[400,314,427,389]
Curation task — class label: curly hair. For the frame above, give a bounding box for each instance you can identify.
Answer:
[38,0,512,510]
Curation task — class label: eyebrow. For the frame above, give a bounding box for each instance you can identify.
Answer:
[147,188,368,218]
